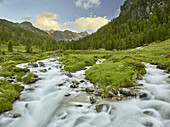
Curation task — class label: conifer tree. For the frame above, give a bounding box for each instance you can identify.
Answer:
[8,39,13,52]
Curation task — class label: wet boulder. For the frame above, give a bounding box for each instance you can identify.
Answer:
[65,72,73,77]
[28,63,38,68]
[94,89,104,96]
[90,95,99,104]
[95,103,110,112]
[120,88,137,96]
[139,92,147,98]
[65,93,71,97]
[25,87,35,91]
[38,62,45,67]
[70,83,79,88]
[85,86,95,93]
[13,113,21,118]
[39,69,47,73]
[106,85,118,97]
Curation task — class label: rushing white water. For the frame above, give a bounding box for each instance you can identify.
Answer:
[0,60,169,127]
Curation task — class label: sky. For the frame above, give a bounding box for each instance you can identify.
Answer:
[0,0,125,33]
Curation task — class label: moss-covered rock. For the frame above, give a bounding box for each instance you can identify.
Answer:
[22,73,38,84]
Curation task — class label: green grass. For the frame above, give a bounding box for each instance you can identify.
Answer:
[22,73,38,84]
[59,39,170,95]
[59,55,96,72]
[0,83,24,113]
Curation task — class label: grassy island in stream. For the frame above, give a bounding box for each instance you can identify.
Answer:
[59,39,170,97]
[0,46,57,114]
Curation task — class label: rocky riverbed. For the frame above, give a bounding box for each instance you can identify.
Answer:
[0,58,169,127]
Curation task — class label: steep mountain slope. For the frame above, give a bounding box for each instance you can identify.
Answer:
[19,21,50,37]
[49,30,89,41]
[63,0,170,50]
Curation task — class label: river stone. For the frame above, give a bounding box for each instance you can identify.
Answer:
[29,78,38,84]
[5,77,14,83]
[39,69,47,72]
[120,88,137,96]
[25,87,35,91]
[95,103,109,112]
[85,86,95,93]
[65,72,73,77]
[25,103,28,108]
[70,83,79,88]
[38,62,45,67]
[79,80,85,83]
[72,80,80,85]
[58,82,66,86]
[28,63,38,68]
[94,89,104,96]
[13,113,21,118]
[65,93,71,97]
[137,74,143,80]
[90,95,99,104]
[106,85,118,97]
[139,92,147,98]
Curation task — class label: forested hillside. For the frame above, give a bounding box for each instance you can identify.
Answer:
[62,0,170,50]
[0,19,64,51]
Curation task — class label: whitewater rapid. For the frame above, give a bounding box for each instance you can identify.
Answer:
[0,59,169,127]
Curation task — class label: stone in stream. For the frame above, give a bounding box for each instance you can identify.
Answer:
[29,78,38,84]
[120,88,137,96]
[38,62,45,67]
[90,95,99,104]
[79,80,85,83]
[94,89,104,96]
[25,103,28,108]
[70,83,79,88]
[65,93,71,97]
[28,63,38,68]
[25,87,35,91]
[106,85,118,97]
[13,113,21,118]
[65,72,73,77]
[85,86,95,93]
[95,103,110,113]
[139,92,147,98]
[58,82,66,86]
[39,69,47,73]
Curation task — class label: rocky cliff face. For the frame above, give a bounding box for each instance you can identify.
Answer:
[49,30,89,41]
[120,0,167,19]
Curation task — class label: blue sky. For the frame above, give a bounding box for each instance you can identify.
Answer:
[0,0,125,33]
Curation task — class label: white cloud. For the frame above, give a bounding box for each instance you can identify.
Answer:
[33,11,62,30]
[67,16,110,31]
[76,0,101,10]
[32,11,109,32]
